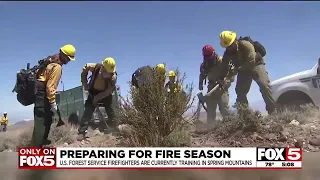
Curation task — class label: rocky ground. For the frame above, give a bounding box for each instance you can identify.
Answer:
[1,107,320,152]
[192,107,320,152]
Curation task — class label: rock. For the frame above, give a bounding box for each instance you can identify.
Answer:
[264,133,277,140]
[3,149,13,152]
[309,137,320,146]
[233,130,243,137]
[294,139,303,148]
[256,135,264,141]
[63,143,68,146]
[289,120,300,126]
[234,141,242,147]
[281,130,290,137]
[250,132,263,141]
[250,132,259,139]
[278,136,287,142]
[204,141,220,147]
[307,144,316,151]
[118,124,133,135]
[310,125,317,129]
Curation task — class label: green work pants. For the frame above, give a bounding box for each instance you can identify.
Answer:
[235,64,276,114]
[31,81,53,147]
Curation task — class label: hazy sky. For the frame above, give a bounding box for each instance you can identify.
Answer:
[0,2,319,122]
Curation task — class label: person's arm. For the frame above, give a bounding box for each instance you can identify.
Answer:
[223,65,237,89]
[81,63,96,91]
[94,73,118,102]
[46,64,62,104]
[199,62,207,90]
[219,51,232,80]
[237,41,256,71]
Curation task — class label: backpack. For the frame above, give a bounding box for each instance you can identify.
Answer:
[131,66,153,88]
[239,36,266,57]
[12,58,52,106]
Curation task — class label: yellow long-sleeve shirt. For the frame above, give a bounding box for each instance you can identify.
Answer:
[36,57,62,104]
[1,117,8,125]
[165,81,183,93]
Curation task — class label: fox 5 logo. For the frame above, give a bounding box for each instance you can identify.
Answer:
[19,155,55,168]
[256,148,302,161]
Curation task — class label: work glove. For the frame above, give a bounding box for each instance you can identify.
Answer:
[50,102,58,115]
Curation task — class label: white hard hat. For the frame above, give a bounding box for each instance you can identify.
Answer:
[3,112,7,114]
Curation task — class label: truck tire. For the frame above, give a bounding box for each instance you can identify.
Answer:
[277,91,314,111]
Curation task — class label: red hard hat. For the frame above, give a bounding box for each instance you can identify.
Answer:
[202,45,214,56]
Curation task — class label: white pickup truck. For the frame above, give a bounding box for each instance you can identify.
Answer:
[270,58,320,108]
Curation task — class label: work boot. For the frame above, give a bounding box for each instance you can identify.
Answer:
[197,91,205,104]
[207,120,218,130]
[76,133,86,141]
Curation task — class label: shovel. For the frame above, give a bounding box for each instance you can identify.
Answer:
[95,104,109,131]
[196,84,220,112]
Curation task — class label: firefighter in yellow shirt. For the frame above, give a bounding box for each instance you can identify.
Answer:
[1,112,8,132]
[32,44,76,147]
[165,70,186,101]
[77,57,117,141]
[165,70,182,93]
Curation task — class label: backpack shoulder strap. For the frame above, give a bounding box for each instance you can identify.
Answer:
[94,63,102,78]
[35,56,55,78]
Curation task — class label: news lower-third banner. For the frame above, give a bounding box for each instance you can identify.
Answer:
[18,147,302,170]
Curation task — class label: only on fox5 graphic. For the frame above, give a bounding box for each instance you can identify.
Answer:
[256,147,302,168]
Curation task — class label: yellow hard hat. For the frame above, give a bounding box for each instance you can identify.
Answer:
[60,44,76,61]
[155,64,166,74]
[168,70,176,77]
[102,57,116,73]
[220,31,237,48]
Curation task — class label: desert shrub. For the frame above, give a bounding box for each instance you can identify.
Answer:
[0,127,32,152]
[0,122,78,152]
[214,103,264,137]
[117,68,196,147]
[48,123,78,145]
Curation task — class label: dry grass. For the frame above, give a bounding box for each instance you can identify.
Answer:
[117,68,197,147]
[192,103,320,150]
[213,103,265,138]
[0,122,78,152]
[212,104,319,138]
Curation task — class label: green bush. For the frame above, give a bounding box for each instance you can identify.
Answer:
[214,103,264,138]
[117,68,196,147]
